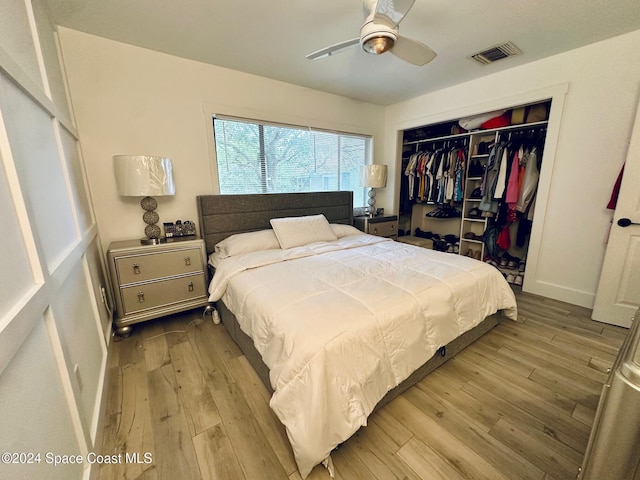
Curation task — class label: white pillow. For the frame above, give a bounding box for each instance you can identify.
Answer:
[331,223,362,238]
[214,229,280,258]
[270,214,338,249]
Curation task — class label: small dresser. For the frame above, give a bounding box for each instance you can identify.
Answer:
[353,215,399,239]
[107,237,209,335]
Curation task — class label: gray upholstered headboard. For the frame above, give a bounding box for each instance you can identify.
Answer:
[196,191,354,255]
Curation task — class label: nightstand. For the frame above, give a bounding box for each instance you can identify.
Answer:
[107,237,209,335]
[353,215,398,239]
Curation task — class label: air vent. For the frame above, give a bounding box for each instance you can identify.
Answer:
[470,41,522,65]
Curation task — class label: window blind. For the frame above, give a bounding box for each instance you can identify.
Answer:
[213,116,371,207]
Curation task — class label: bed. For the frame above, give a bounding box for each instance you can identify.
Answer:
[197,191,517,478]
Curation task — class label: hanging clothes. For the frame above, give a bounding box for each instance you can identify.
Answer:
[436,148,447,204]
[505,146,522,204]
[404,153,419,201]
[416,152,426,201]
[427,149,440,202]
[493,146,509,199]
[496,225,511,250]
[402,142,467,211]
[517,146,539,213]
[444,148,456,201]
[479,142,507,214]
[505,147,522,223]
[607,164,625,210]
[453,148,465,202]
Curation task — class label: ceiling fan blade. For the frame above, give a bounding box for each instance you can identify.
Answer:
[306,38,360,60]
[391,35,437,65]
[373,0,416,27]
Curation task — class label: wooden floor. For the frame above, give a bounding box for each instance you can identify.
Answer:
[98,291,628,480]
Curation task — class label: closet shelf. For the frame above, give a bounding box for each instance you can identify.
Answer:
[403,131,469,146]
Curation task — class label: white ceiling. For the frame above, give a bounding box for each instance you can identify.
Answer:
[43,0,640,106]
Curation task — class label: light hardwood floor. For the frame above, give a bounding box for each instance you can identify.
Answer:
[98,291,628,480]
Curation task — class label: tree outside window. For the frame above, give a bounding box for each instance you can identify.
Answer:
[213,117,370,207]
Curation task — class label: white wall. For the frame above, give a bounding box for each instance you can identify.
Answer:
[385,30,640,308]
[57,29,386,251]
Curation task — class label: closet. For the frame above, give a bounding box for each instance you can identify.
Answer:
[399,100,551,287]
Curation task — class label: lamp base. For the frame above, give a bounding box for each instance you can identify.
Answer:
[140,237,166,245]
[367,188,377,217]
[140,196,164,245]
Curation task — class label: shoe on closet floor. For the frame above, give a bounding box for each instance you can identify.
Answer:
[468,208,482,219]
[514,275,523,286]
[485,258,499,268]
[506,273,516,284]
[500,253,521,269]
[444,234,459,243]
[508,254,521,268]
[415,228,434,239]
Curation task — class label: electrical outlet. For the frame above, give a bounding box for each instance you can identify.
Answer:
[100,286,114,317]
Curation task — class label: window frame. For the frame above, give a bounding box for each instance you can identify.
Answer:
[211,114,373,207]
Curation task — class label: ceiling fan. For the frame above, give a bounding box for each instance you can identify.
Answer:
[306,0,436,66]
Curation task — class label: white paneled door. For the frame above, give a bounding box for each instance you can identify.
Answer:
[0,1,111,479]
[592,98,640,328]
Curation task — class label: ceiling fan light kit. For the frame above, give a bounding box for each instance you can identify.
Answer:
[307,0,436,66]
[361,32,396,55]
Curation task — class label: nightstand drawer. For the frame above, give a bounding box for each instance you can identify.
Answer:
[116,247,203,284]
[369,221,397,237]
[121,273,207,314]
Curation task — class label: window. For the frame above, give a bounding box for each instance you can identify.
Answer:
[213,116,371,207]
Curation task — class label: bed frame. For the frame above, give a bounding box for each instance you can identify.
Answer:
[196,192,498,408]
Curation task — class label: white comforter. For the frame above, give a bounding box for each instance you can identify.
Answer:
[208,234,517,478]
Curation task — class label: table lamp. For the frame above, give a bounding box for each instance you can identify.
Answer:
[360,164,387,217]
[113,155,175,244]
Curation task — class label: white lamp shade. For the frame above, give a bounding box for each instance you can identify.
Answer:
[360,164,388,188]
[113,155,176,197]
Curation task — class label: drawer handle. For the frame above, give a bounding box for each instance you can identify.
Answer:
[390,225,395,231]
[188,281,194,292]
[184,256,191,266]
[137,291,145,303]
[373,228,378,234]
[133,263,140,274]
